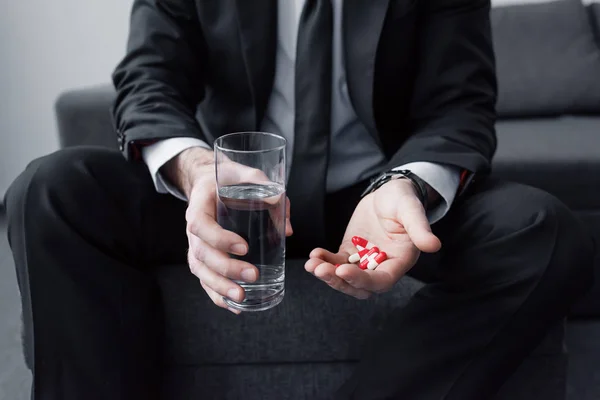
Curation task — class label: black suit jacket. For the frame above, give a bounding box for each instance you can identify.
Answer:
[112,0,497,194]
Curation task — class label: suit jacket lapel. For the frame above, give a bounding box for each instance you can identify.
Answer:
[343,0,390,142]
[234,0,278,129]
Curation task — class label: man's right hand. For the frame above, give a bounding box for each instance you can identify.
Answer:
[163,147,292,314]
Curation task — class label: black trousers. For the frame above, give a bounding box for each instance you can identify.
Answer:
[4,146,595,400]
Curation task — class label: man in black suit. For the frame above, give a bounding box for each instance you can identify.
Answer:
[4,0,595,399]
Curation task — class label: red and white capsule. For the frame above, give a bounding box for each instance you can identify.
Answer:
[348,247,370,263]
[359,247,380,270]
[361,247,379,262]
[352,236,376,251]
[362,250,382,269]
[367,252,388,270]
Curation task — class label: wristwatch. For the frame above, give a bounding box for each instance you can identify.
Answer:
[361,170,429,210]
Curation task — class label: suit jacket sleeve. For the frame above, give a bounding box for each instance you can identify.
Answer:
[387,0,497,190]
[111,0,208,161]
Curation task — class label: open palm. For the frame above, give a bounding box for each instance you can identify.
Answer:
[305,179,441,299]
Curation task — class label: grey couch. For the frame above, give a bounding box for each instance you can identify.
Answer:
[48,1,600,399]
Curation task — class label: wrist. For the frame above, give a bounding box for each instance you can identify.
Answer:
[363,170,430,210]
[383,177,420,198]
[162,147,214,198]
[400,178,440,211]
[384,179,439,212]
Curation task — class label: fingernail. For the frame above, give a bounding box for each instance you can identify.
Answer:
[230,244,247,256]
[228,307,241,315]
[227,288,241,302]
[241,268,257,282]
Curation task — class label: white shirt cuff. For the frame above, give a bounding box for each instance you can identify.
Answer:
[142,137,212,202]
[392,162,461,224]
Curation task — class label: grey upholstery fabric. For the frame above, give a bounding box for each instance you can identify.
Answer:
[566,321,600,400]
[155,260,567,399]
[492,0,600,117]
[55,84,118,150]
[156,260,421,365]
[162,356,567,400]
[492,117,600,211]
[156,260,565,366]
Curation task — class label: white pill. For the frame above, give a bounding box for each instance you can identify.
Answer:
[348,253,360,263]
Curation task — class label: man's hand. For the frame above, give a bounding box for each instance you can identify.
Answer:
[163,147,293,314]
[305,179,441,299]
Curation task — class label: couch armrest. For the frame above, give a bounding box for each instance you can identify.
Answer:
[54,84,117,149]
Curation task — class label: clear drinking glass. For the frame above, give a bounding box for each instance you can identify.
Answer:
[215,132,287,312]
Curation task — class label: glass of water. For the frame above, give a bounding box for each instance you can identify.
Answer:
[215,132,287,312]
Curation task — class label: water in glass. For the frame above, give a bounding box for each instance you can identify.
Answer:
[217,182,286,311]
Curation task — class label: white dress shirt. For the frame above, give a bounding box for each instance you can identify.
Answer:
[143,0,460,224]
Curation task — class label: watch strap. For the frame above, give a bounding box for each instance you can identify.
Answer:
[361,170,429,210]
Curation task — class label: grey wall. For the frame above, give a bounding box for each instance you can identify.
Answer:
[0,0,132,199]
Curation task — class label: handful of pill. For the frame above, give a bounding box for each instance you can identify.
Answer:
[345,236,387,270]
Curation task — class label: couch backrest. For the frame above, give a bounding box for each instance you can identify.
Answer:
[491,0,600,117]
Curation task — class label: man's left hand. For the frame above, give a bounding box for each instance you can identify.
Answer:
[305,179,442,299]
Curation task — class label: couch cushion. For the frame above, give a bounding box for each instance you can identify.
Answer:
[492,0,600,117]
[492,117,600,211]
[156,260,420,366]
[155,260,565,366]
[162,356,567,400]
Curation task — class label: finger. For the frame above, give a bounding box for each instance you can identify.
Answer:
[187,190,248,255]
[265,192,289,240]
[309,248,351,265]
[200,281,241,315]
[335,264,373,290]
[304,258,322,274]
[338,258,408,294]
[397,196,442,253]
[217,161,271,187]
[239,165,273,187]
[189,213,248,256]
[189,238,258,283]
[352,243,420,293]
[285,197,293,236]
[189,257,246,303]
[314,262,372,299]
[305,256,345,274]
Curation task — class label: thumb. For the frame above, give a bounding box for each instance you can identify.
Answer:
[396,196,442,253]
[285,196,293,236]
